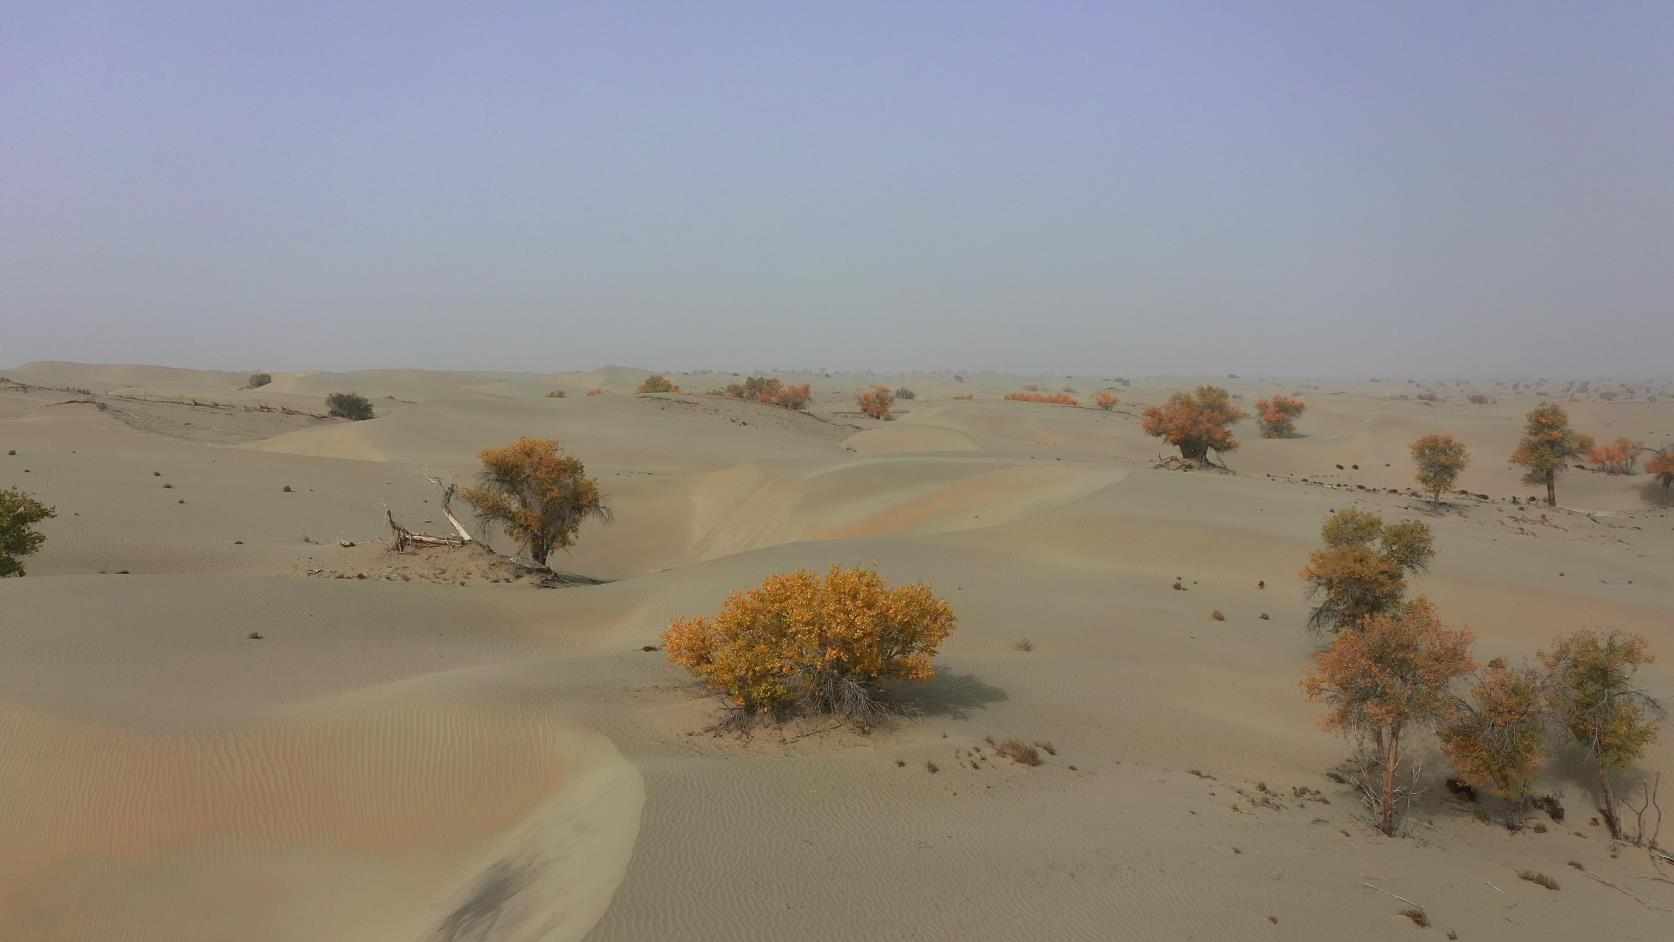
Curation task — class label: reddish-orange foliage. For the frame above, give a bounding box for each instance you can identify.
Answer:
[1587,436,1644,475]
[1094,392,1119,411]
[720,375,812,410]
[1647,447,1674,503]
[1300,598,1476,834]
[585,388,605,396]
[637,374,680,394]
[1141,386,1246,461]
[1004,392,1080,406]
[545,389,568,398]
[857,386,895,419]
[1254,393,1306,438]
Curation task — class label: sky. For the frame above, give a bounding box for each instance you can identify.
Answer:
[3,1,1672,377]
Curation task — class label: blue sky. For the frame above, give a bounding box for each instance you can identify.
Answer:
[4,2,1671,376]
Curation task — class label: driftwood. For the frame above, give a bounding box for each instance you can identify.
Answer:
[426,478,476,543]
[385,478,476,551]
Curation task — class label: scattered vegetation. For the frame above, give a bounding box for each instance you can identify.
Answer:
[1094,391,1119,410]
[894,387,916,400]
[993,739,1042,766]
[1301,598,1475,835]
[1004,391,1080,406]
[1509,402,1592,506]
[246,372,272,388]
[1587,436,1644,475]
[1254,393,1306,438]
[637,374,680,394]
[326,392,375,421]
[1539,629,1662,838]
[0,487,56,578]
[1410,434,1470,509]
[857,386,896,420]
[1142,386,1246,463]
[719,375,812,410]
[1301,510,1434,635]
[662,565,956,728]
[460,437,611,567]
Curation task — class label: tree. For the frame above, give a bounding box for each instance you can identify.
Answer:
[459,437,611,566]
[1539,629,1662,838]
[1300,598,1476,835]
[1141,386,1246,462]
[663,565,956,726]
[1647,446,1674,505]
[637,374,680,394]
[1254,393,1306,438]
[1094,392,1119,411]
[1302,510,1434,634]
[1410,434,1470,509]
[326,392,375,421]
[1587,436,1644,475]
[1509,402,1593,506]
[1,487,56,577]
[1439,659,1547,826]
[857,386,895,420]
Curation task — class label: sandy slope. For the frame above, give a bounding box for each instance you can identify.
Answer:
[2,362,1672,941]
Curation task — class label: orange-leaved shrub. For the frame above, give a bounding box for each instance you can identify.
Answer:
[1004,391,1080,406]
[1094,391,1119,410]
[637,374,680,394]
[545,389,568,398]
[663,565,956,726]
[1142,386,1246,462]
[721,375,812,410]
[858,385,895,419]
[1587,436,1644,475]
[1410,433,1470,508]
[1254,393,1306,438]
[1300,598,1476,835]
[459,437,611,566]
[586,388,605,396]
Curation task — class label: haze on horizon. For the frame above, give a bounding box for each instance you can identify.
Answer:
[4,2,1671,379]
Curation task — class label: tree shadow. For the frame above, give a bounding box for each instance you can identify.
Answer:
[1637,479,1671,508]
[896,670,1008,720]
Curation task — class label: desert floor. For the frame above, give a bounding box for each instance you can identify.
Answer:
[2,362,1671,941]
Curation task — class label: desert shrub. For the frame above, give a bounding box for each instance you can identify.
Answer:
[1439,659,1547,825]
[1402,908,1430,927]
[1254,393,1306,438]
[1518,870,1559,890]
[1142,386,1246,462]
[637,374,680,394]
[1302,510,1434,635]
[1012,638,1035,652]
[662,565,956,727]
[1,487,56,578]
[895,387,917,400]
[721,375,812,410]
[1211,609,1226,621]
[1410,434,1470,509]
[857,386,895,419]
[995,739,1042,766]
[1539,629,1662,839]
[586,388,605,396]
[1094,391,1118,410]
[1587,436,1644,475]
[1648,447,1674,504]
[1300,598,1476,835]
[325,392,375,421]
[247,372,272,389]
[1004,391,1079,406]
[1416,390,1443,402]
[545,389,568,398]
[1510,402,1592,506]
[459,437,611,566]
[952,394,974,400]
[1467,393,1491,404]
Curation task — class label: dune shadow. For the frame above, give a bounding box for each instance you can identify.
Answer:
[897,670,1008,720]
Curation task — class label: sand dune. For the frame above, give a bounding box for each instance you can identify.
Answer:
[3,363,1671,940]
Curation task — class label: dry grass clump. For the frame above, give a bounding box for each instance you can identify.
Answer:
[545,389,568,398]
[1517,870,1559,890]
[1004,391,1080,406]
[1401,907,1430,927]
[894,387,916,400]
[586,388,605,396]
[1211,609,1226,621]
[952,394,974,400]
[993,739,1042,766]
[1012,637,1035,652]
[925,761,939,774]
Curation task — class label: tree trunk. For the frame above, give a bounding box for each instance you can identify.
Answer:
[1599,767,1621,839]
[1545,470,1556,507]
[1380,729,1401,835]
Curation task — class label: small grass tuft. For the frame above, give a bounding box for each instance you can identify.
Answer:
[1566,860,1583,870]
[1517,870,1559,890]
[994,739,1042,766]
[1211,609,1226,621]
[925,761,938,774]
[1401,907,1429,927]
[1012,637,1035,652]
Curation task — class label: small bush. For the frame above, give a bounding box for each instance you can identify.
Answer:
[953,394,974,400]
[1211,609,1226,621]
[247,372,272,388]
[326,392,375,421]
[1004,391,1080,406]
[857,386,895,420]
[586,388,605,396]
[637,374,680,394]
[1402,908,1430,927]
[1254,394,1306,438]
[1094,391,1119,410]
[545,389,568,398]
[994,739,1041,766]
[1587,436,1644,474]
[1012,638,1035,652]
[663,565,956,726]
[894,387,916,400]
[0,487,56,578]
[1517,870,1558,890]
[1467,393,1491,404]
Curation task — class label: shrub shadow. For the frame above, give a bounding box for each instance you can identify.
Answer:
[896,670,1008,720]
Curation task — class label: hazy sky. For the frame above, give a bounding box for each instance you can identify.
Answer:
[4,2,1672,377]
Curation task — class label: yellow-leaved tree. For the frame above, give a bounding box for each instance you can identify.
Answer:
[663,565,956,727]
[460,437,611,566]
